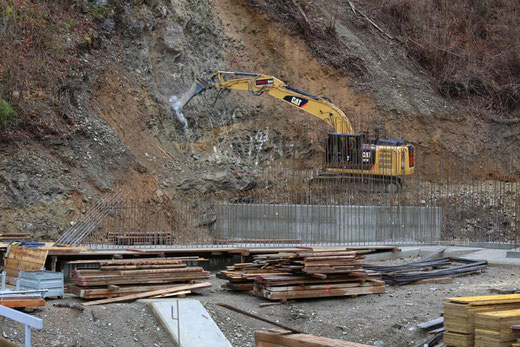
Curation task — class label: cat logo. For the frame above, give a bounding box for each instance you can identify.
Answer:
[255,79,274,86]
[283,95,308,108]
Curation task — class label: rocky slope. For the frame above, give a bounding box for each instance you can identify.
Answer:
[0,0,518,238]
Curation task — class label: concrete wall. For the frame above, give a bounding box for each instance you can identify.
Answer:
[213,204,442,243]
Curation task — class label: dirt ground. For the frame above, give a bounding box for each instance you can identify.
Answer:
[1,256,520,347]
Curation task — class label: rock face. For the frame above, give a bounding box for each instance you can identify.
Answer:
[1,0,517,238]
[159,24,185,57]
[176,172,257,194]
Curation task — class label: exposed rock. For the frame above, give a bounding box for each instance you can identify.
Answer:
[158,25,185,57]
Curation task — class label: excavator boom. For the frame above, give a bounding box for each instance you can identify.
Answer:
[195,71,354,134]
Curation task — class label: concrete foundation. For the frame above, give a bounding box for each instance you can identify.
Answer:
[214,204,442,243]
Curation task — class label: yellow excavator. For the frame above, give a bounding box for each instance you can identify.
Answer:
[175,71,415,191]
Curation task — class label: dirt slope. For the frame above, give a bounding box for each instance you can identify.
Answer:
[0,0,518,237]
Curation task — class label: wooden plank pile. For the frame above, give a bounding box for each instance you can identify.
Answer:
[69,257,209,299]
[444,294,520,347]
[219,249,385,301]
[474,309,520,347]
[82,281,212,306]
[254,329,373,347]
[217,261,291,291]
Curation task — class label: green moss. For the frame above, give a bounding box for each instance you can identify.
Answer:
[0,98,16,126]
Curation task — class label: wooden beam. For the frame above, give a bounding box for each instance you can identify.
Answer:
[83,282,211,306]
[0,299,45,308]
[254,330,373,347]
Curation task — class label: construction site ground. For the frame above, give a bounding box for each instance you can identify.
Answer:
[1,248,519,347]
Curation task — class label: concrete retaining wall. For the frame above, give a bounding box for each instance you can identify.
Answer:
[213,204,442,243]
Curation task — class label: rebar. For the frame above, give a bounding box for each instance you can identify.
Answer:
[77,147,519,248]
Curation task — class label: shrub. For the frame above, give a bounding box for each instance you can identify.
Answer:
[0,98,16,126]
[369,0,520,114]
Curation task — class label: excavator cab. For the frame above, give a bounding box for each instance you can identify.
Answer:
[326,133,371,169]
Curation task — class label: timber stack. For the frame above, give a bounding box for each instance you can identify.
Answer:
[217,261,288,291]
[513,325,520,347]
[474,309,520,347]
[68,257,209,299]
[219,249,385,300]
[444,294,520,347]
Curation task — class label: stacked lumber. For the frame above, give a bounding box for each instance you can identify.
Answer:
[444,294,520,347]
[219,249,385,300]
[254,329,373,347]
[513,326,520,347]
[82,281,212,306]
[474,309,520,347]
[69,257,209,299]
[217,262,288,291]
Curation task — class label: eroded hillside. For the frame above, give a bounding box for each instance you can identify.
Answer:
[0,0,518,238]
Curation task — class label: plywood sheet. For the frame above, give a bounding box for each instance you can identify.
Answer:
[4,246,49,275]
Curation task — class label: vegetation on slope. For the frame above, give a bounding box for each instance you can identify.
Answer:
[367,0,520,117]
[246,0,368,77]
[0,0,101,139]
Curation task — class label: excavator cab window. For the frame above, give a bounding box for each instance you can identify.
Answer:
[326,133,363,168]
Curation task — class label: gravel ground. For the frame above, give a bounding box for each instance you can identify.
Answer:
[199,257,520,347]
[0,298,171,347]
[1,257,519,347]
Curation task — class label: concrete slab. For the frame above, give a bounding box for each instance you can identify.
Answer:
[461,248,520,266]
[144,299,231,347]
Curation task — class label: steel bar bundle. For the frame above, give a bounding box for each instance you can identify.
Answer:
[363,257,487,285]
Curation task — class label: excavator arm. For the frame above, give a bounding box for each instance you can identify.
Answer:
[193,71,354,134]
